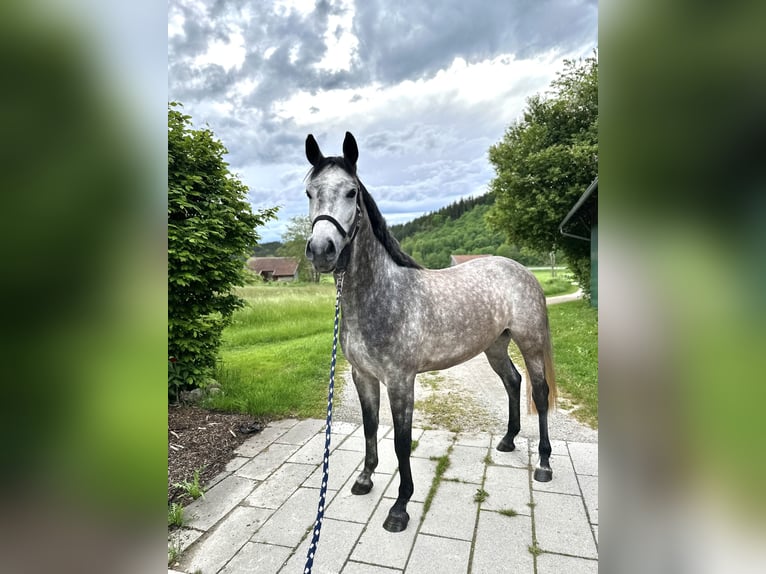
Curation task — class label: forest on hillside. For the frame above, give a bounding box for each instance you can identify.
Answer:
[252,193,552,269]
[390,193,550,269]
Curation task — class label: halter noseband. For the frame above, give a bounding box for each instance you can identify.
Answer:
[311,194,363,244]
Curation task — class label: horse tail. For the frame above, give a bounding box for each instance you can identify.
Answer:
[526,314,557,414]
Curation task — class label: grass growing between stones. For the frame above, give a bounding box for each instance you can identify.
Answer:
[422,447,453,518]
[168,503,184,528]
[474,488,489,503]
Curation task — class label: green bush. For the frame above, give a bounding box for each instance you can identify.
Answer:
[168,103,277,398]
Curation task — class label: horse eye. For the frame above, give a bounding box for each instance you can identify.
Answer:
[305,190,311,199]
[346,188,357,199]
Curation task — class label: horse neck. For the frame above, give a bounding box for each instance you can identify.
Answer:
[338,215,400,302]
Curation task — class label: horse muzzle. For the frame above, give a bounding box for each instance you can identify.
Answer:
[305,233,340,273]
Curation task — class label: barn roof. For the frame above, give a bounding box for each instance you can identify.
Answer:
[246,257,299,277]
[450,254,492,266]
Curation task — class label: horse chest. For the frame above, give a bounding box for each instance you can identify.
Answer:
[340,307,415,376]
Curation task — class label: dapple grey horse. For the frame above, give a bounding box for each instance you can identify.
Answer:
[304,132,557,532]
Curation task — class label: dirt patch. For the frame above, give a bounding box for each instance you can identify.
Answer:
[167,404,265,505]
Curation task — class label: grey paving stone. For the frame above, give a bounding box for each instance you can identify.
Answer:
[206,469,232,490]
[167,527,203,554]
[225,456,249,472]
[270,418,300,429]
[532,454,580,496]
[342,562,401,574]
[406,533,471,574]
[276,418,327,446]
[537,553,598,574]
[442,445,486,484]
[306,447,365,493]
[252,487,318,547]
[350,424,392,439]
[375,438,400,474]
[578,474,598,525]
[568,442,598,476]
[548,439,571,456]
[326,471,394,524]
[246,462,316,510]
[350,501,424,570]
[288,432,330,465]
[337,435,365,452]
[179,505,273,574]
[420,480,478,541]
[455,431,491,448]
[490,435,531,469]
[331,421,360,436]
[280,517,364,574]
[383,456,438,503]
[234,425,290,457]
[220,541,292,574]
[481,465,532,515]
[472,510,533,574]
[534,491,598,558]
[411,429,454,459]
[237,442,301,481]
[185,474,259,531]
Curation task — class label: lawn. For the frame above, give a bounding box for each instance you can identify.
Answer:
[204,281,343,419]
[531,268,579,297]
[546,300,598,427]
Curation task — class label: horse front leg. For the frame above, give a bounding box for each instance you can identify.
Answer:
[351,368,380,495]
[383,375,415,532]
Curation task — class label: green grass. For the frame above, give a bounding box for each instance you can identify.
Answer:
[547,300,598,427]
[173,469,204,500]
[423,450,452,517]
[499,508,518,517]
[531,268,579,297]
[168,503,184,528]
[474,488,489,503]
[205,282,343,419]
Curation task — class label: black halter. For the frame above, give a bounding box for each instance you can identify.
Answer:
[311,194,363,272]
[311,195,362,243]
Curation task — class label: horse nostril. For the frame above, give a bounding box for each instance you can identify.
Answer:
[305,239,314,260]
[325,239,336,256]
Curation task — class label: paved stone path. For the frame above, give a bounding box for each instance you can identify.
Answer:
[169,418,598,573]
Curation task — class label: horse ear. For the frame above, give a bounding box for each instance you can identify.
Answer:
[343,131,358,168]
[305,134,323,166]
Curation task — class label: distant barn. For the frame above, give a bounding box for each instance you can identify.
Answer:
[246,257,299,282]
[450,254,492,267]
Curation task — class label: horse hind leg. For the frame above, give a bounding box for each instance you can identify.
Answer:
[351,368,380,495]
[484,331,523,452]
[516,340,554,483]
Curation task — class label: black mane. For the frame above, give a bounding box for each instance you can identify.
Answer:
[309,157,422,270]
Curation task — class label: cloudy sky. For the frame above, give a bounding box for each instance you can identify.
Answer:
[169,0,597,242]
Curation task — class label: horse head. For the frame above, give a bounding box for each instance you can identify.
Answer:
[304,131,362,273]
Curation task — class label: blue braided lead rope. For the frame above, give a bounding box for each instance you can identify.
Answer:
[303,273,344,574]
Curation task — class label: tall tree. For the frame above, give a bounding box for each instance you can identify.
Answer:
[486,54,597,293]
[168,102,278,397]
[279,215,319,282]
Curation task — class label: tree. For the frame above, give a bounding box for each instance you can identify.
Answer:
[168,102,278,397]
[278,215,319,282]
[486,54,597,294]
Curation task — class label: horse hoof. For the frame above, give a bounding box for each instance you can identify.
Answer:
[496,438,516,452]
[534,467,553,482]
[383,510,410,533]
[351,479,373,495]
